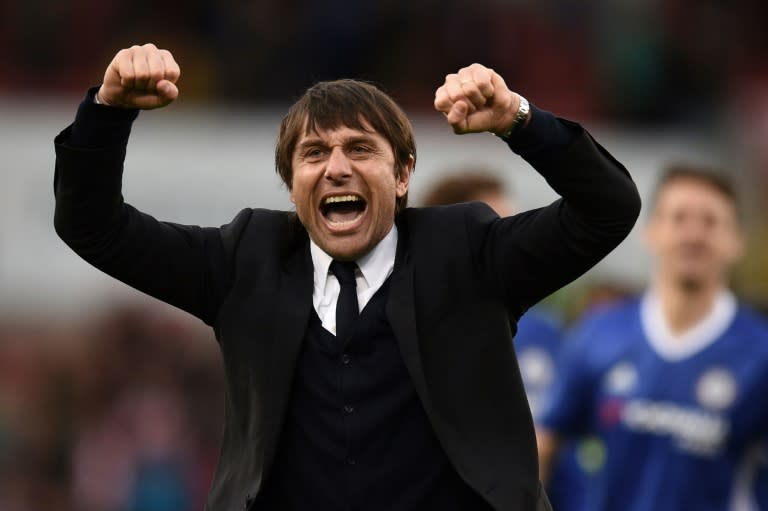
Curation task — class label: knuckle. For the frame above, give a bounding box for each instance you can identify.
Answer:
[143,42,158,49]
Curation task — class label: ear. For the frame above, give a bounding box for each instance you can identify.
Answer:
[395,154,415,198]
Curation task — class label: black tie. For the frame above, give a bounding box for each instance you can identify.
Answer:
[330,260,359,341]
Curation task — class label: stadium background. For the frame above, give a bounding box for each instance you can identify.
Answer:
[1,1,767,509]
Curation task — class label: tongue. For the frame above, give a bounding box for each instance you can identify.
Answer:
[327,203,361,223]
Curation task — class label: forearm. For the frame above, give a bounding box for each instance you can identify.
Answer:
[505,106,641,236]
[483,109,641,312]
[536,427,562,484]
[52,89,225,324]
[53,87,139,252]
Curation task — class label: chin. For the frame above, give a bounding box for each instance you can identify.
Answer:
[675,274,708,293]
[318,238,372,261]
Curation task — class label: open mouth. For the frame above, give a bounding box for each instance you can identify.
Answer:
[320,194,367,225]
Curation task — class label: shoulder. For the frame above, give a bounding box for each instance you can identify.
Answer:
[733,304,768,333]
[572,297,642,338]
[400,202,497,228]
[517,310,562,340]
[564,297,643,363]
[218,208,307,257]
[730,304,768,354]
[399,202,500,249]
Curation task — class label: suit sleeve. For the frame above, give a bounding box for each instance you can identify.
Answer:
[53,89,250,326]
[469,107,641,317]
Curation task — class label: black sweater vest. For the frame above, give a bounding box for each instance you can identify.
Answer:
[258,277,492,510]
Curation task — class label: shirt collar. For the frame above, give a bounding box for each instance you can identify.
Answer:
[640,288,737,361]
[310,224,398,294]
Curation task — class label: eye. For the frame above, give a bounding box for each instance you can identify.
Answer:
[348,145,374,158]
[304,148,325,160]
[671,210,686,225]
[701,213,717,228]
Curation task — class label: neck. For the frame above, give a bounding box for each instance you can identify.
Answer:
[652,275,724,336]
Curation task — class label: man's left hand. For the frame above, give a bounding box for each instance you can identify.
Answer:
[434,63,524,135]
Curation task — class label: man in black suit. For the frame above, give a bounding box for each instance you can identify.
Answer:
[54,43,641,510]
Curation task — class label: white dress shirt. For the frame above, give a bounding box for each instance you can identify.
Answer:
[310,225,398,335]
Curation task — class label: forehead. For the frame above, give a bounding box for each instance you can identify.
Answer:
[654,178,737,218]
[294,117,390,147]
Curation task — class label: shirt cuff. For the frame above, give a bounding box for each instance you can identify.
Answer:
[503,104,578,158]
[69,86,140,148]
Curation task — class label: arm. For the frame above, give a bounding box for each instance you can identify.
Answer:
[434,64,641,314]
[534,316,603,484]
[536,428,564,483]
[53,44,242,325]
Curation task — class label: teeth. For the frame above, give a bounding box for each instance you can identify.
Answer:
[328,218,360,226]
[324,195,361,205]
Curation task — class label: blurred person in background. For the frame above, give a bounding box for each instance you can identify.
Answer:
[537,164,768,510]
[52,43,640,510]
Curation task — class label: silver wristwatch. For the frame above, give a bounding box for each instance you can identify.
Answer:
[495,95,530,139]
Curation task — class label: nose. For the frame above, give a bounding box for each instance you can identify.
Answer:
[324,147,352,182]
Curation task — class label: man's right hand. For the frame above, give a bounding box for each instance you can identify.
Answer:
[97,43,181,109]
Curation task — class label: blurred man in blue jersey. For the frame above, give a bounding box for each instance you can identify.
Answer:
[538,164,768,510]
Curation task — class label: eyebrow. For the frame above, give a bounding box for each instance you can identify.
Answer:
[296,134,378,152]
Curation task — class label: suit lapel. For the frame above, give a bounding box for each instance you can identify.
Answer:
[272,243,313,374]
[386,215,430,401]
[264,235,313,464]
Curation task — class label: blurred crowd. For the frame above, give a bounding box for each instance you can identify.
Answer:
[0,306,224,511]
[0,287,635,511]
[2,0,768,509]
[1,0,767,123]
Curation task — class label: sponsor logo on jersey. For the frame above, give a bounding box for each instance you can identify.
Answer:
[696,368,738,411]
[604,361,638,395]
[599,398,730,456]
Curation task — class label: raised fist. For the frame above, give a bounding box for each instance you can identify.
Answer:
[434,63,526,135]
[97,43,181,110]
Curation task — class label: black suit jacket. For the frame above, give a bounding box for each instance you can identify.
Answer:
[53,112,640,510]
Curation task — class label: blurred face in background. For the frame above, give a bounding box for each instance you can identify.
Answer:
[645,177,743,292]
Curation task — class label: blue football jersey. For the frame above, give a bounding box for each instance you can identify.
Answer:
[515,311,562,421]
[541,292,768,511]
[515,311,589,511]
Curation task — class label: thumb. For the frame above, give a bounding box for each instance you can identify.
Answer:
[157,80,179,101]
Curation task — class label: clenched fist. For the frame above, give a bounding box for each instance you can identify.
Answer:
[97,43,181,110]
[434,63,527,135]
